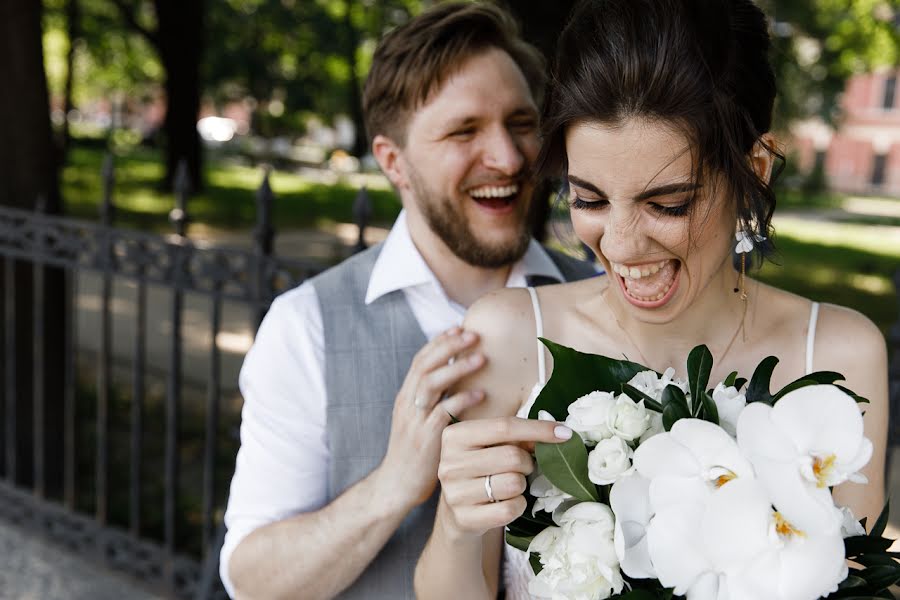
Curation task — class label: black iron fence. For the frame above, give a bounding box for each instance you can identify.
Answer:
[0,158,368,598]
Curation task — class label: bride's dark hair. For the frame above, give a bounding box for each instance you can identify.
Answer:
[538,0,783,259]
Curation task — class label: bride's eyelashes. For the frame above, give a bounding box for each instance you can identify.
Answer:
[570,196,691,217]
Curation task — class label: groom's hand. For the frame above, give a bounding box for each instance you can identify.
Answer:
[376,327,487,510]
[437,417,573,538]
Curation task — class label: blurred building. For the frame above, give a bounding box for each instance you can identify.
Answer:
[792,70,900,197]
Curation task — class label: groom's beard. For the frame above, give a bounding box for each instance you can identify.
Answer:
[408,166,531,269]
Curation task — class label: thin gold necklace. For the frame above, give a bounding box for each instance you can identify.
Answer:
[599,286,747,370]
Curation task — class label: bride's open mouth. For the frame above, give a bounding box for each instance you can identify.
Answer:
[610,259,681,308]
[467,183,520,215]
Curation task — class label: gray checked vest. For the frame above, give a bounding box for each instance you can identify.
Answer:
[311,243,596,599]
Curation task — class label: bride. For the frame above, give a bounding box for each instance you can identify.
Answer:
[414,0,888,598]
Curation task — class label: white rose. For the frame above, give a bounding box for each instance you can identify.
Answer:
[713,382,746,437]
[528,503,624,600]
[565,391,616,444]
[531,473,574,516]
[588,437,635,485]
[607,395,650,441]
[639,411,664,444]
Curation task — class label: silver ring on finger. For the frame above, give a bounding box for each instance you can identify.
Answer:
[484,474,497,503]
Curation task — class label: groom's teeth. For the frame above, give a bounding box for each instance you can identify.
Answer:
[469,184,519,198]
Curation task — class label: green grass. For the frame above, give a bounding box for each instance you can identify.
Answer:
[62,142,402,232]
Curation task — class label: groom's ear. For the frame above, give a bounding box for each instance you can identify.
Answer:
[750,133,778,184]
[372,134,409,191]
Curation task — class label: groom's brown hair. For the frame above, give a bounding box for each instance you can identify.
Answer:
[362,2,545,147]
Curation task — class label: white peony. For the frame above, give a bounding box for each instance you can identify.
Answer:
[587,437,634,485]
[607,395,651,441]
[531,473,574,516]
[627,368,688,402]
[712,382,746,437]
[564,391,616,444]
[528,503,624,600]
[737,385,872,534]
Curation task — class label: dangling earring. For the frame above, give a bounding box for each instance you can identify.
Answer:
[733,230,765,340]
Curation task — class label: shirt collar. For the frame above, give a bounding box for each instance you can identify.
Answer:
[365,210,565,305]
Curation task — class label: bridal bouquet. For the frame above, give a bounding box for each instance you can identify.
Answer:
[507,340,899,600]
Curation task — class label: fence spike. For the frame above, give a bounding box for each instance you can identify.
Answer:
[170,159,190,237]
[352,185,370,254]
[254,165,274,257]
[101,153,115,225]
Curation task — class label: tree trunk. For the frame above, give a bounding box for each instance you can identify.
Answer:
[0,0,67,494]
[155,0,205,192]
[344,1,368,158]
[61,0,81,161]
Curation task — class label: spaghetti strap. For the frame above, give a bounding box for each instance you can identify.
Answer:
[805,301,820,375]
[526,287,547,385]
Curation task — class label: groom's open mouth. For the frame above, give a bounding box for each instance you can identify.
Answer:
[467,183,520,215]
[610,259,681,308]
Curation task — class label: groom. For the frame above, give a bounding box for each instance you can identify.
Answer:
[220,3,596,599]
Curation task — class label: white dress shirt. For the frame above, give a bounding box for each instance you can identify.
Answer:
[220,210,566,596]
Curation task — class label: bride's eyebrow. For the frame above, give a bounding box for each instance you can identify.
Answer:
[567,175,700,201]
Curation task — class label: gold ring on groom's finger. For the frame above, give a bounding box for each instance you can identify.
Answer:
[484,474,496,503]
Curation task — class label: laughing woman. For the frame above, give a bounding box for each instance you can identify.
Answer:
[414,0,888,598]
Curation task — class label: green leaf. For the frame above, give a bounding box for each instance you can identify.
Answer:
[872,501,891,539]
[529,339,647,420]
[505,531,533,553]
[723,371,738,387]
[837,575,868,590]
[836,384,870,404]
[745,355,779,405]
[687,345,713,417]
[613,591,659,600]
[535,432,599,502]
[734,377,748,391]
[772,371,845,402]
[506,495,554,538]
[446,411,460,425]
[699,391,719,425]
[529,552,542,575]
[621,383,663,413]
[662,387,691,431]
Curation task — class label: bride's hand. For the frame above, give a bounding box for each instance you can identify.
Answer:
[437,417,573,538]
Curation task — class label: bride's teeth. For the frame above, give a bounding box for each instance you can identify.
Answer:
[628,267,641,279]
[649,264,660,275]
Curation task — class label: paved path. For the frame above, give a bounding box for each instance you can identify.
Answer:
[0,519,163,600]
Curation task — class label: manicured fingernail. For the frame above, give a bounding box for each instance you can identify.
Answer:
[469,354,484,366]
[462,331,477,343]
[554,426,573,440]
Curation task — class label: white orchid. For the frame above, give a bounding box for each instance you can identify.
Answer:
[609,473,656,579]
[649,477,846,600]
[712,382,746,437]
[564,391,616,444]
[632,419,755,506]
[528,503,624,600]
[737,385,872,534]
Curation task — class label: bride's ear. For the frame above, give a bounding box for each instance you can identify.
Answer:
[749,133,778,184]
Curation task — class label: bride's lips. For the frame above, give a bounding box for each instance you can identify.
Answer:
[612,260,681,309]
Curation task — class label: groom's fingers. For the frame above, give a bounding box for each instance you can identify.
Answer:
[444,416,572,450]
[416,354,486,411]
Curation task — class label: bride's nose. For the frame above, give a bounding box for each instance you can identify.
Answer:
[601,206,649,260]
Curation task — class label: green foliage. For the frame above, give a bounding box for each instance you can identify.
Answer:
[535,432,599,502]
[528,339,646,421]
[763,0,900,127]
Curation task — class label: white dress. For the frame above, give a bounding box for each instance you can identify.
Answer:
[501,289,822,599]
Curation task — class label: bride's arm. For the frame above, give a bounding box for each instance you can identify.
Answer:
[415,289,571,599]
[816,304,888,527]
